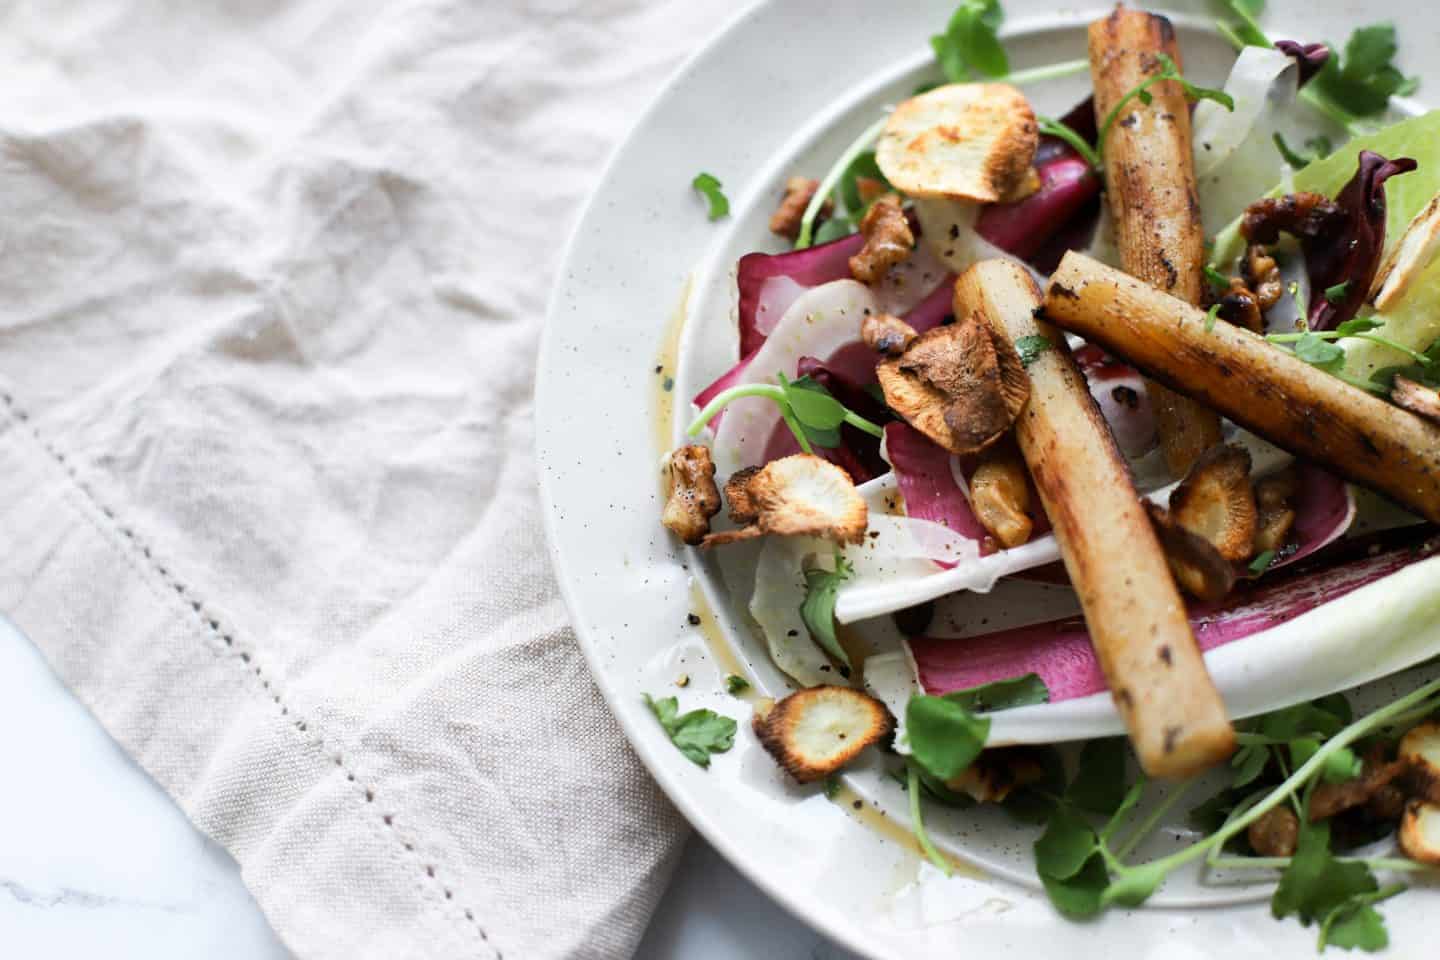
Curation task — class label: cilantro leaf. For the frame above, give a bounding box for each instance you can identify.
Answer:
[1272,817,1378,925]
[1034,805,1098,880]
[643,694,737,768]
[906,694,989,781]
[1319,884,1406,952]
[724,674,750,695]
[800,553,854,668]
[1067,738,1129,816]
[1015,334,1052,367]
[944,673,1049,713]
[691,172,729,221]
[1310,24,1419,118]
[1294,333,1346,373]
[931,0,1008,82]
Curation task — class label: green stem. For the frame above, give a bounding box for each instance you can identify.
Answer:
[1113,781,1193,861]
[1038,116,1102,172]
[1117,677,1440,887]
[779,404,814,455]
[796,116,888,249]
[686,383,785,435]
[1335,371,1392,396]
[1211,856,1438,873]
[1267,330,1433,366]
[907,762,954,877]
[842,409,885,439]
[1001,58,1091,87]
[1097,76,1162,152]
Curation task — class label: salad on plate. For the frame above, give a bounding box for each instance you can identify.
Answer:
[657,2,1440,950]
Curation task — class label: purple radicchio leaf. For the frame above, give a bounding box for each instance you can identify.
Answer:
[1305,150,1416,330]
[1274,40,1331,88]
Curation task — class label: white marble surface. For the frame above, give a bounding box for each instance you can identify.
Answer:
[0,614,849,959]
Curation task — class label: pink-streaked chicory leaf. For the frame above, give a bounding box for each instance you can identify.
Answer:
[1270,462,1356,570]
[909,525,1433,703]
[736,234,866,357]
[1274,40,1331,87]
[976,154,1102,262]
[884,421,991,555]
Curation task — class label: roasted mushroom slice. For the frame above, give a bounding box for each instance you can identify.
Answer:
[1147,502,1237,601]
[704,454,868,547]
[1399,800,1440,866]
[849,194,915,285]
[861,313,918,357]
[1253,468,1298,555]
[875,316,1029,455]
[1392,376,1440,426]
[662,445,722,545]
[876,83,1038,203]
[944,746,1047,804]
[753,686,893,783]
[723,466,761,523]
[770,176,832,241]
[1169,444,1258,563]
[970,445,1034,548]
[1216,278,1265,334]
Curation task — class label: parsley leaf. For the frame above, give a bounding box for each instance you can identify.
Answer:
[905,694,990,781]
[643,694,737,768]
[1310,24,1419,118]
[1319,884,1406,952]
[724,674,750,695]
[931,0,1008,82]
[800,553,854,668]
[1015,334,1052,367]
[691,172,729,221]
[1067,738,1129,816]
[1294,332,1346,373]
[944,673,1049,713]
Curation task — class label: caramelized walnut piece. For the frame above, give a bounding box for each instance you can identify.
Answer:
[1241,191,1346,245]
[849,194,915,285]
[1217,278,1265,334]
[770,176,832,241]
[703,454,868,547]
[1253,468,1298,555]
[1309,744,1409,822]
[1247,805,1299,857]
[1243,244,1283,311]
[970,446,1034,548]
[1392,376,1440,426]
[875,316,1029,455]
[662,445,722,545]
[861,313,918,357]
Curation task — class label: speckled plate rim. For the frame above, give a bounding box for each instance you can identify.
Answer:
[535,2,1439,957]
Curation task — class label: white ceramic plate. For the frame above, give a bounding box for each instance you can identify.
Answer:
[537,2,1439,956]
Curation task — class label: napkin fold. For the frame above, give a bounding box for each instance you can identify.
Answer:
[0,1,733,956]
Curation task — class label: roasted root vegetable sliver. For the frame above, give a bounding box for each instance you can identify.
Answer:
[704,454,867,547]
[1042,251,1440,523]
[955,258,1233,779]
[753,686,893,783]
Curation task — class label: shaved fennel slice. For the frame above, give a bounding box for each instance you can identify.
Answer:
[749,534,834,688]
[1193,45,1299,236]
[911,197,1045,287]
[710,279,879,476]
[863,651,920,753]
[982,541,1440,745]
[834,431,1300,624]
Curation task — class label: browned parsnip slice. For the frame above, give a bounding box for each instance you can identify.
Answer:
[956,259,1234,779]
[753,686,893,783]
[1041,251,1440,524]
[1089,6,1222,477]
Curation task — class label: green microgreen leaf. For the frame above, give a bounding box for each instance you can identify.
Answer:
[1204,264,1231,291]
[906,760,954,876]
[1325,281,1352,304]
[1067,738,1129,816]
[1319,884,1406,952]
[1231,741,1271,787]
[1015,334,1052,367]
[1037,116,1101,171]
[1101,861,1169,908]
[812,217,855,244]
[800,553,854,668]
[838,151,891,216]
[1205,303,1221,333]
[824,775,841,800]
[643,694,737,768]
[943,673,1050,713]
[1040,852,1109,918]
[1272,816,1379,925]
[1294,332,1347,373]
[1336,316,1383,336]
[1034,805,1098,880]
[1098,53,1232,157]
[1248,549,1276,574]
[724,674,750,695]
[691,172,729,221]
[905,694,990,782]
[931,0,1008,82]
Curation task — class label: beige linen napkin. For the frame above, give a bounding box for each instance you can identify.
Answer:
[0,1,734,956]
